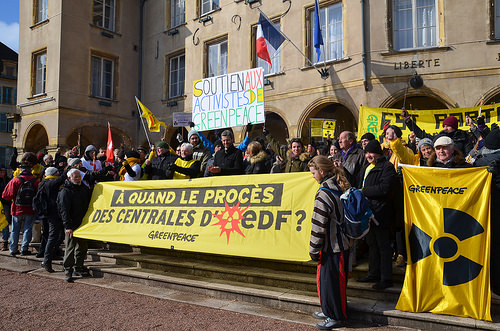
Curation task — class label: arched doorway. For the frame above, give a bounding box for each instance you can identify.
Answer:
[24,123,49,154]
[249,112,289,146]
[66,125,131,152]
[300,103,356,143]
[388,95,450,110]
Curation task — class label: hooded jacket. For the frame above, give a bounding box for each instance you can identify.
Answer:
[244,150,269,174]
[57,179,91,230]
[265,134,310,173]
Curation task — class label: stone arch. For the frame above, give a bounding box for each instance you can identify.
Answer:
[65,123,131,153]
[298,97,358,142]
[379,87,455,109]
[23,121,49,153]
[246,109,289,146]
[479,84,500,106]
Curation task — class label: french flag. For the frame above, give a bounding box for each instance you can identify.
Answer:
[256,13,285,68]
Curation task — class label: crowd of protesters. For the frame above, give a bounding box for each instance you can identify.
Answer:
[0,114,498,326]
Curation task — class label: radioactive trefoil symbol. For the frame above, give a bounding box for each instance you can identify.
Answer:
[409,208,484,286]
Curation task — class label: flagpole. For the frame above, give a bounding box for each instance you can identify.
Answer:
[135,96,153,148]
[257,8,329,79]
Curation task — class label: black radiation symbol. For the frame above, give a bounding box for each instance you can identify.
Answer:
[409,208,484,286]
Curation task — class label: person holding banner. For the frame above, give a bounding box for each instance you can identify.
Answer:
[172,143,201,180]
[308,155,350,330]
[427,136,471,168]
[144,141,178,180]
[474,125,500,295]
[119,151,142,181]
[358,140,397,290]
[208,130,244,176]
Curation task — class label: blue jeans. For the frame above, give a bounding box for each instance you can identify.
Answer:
[10,214,34,253]
[2,202,11,242]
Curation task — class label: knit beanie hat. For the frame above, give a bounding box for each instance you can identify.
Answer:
[67,158,82,167]
[484,127,500,150]
[188,130,199,141]
[417,138,433,151]
[45,167,58,176]
[364,140,383,155]
[443,116,459,130]
[156,141,169,149]
[125,150,140,159]
[360,132,375,141]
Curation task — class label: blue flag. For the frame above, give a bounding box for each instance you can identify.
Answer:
[314,0,324,62]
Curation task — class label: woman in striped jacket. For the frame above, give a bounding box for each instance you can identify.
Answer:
[308,156,351,330]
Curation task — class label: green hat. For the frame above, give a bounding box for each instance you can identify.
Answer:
[156,141,169,149]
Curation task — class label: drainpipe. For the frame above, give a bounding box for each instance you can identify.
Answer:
[361,0,368,91]
[137,0,146,145]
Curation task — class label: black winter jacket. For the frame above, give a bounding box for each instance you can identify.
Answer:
[38,174,66,218]
[146,153,178,180]
[57,180,91,230]
[244,151,269,174]
[213,145,244,176]
[361,156,398,227]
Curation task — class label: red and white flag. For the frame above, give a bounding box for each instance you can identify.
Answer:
[106,122,114,166]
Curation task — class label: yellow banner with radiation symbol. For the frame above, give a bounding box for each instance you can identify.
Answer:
[396,166,492,321]
[74,173,319,261]
[359,103,500,139]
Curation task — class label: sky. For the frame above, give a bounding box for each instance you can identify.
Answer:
[0,0,19,52]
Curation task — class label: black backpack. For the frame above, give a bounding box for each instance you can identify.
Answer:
[32,180,48,216]
[15,177,36,207]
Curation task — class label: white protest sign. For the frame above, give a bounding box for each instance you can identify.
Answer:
[192,67,265,131]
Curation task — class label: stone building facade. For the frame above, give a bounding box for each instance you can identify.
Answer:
[14,0,500,153]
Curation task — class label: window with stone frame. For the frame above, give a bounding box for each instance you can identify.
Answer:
[91,54,115,100]
[392,0,438,50]
[93,0,116,31]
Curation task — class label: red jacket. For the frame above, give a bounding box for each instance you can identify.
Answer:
[2,172,39,216]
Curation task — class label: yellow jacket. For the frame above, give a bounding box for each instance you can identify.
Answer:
[387,138,420,169]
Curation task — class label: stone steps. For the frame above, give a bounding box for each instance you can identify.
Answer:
[2,245,499,330]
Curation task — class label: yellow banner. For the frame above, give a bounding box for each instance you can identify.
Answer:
[359,103,500,138]
[396,166,492,321]
[0,204,7,231]
[74,173,318,261]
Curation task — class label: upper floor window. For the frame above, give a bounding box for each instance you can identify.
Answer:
[310,2,343,63]
[255,20,281,76]
[207,39,227,78]
[0,114,13,133]
[93,0,116,31]
[5,65,16,79]
[34,0,48,24]
[393,0,437,50]
[201,0,219,16]
[169,54,185,99]
[91,55,115,99]
[494,0,500,39]
[0,87,16,105]
[32,51,47,96]
[171,0,185,28]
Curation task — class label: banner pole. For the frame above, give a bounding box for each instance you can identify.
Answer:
[135,96,153,148]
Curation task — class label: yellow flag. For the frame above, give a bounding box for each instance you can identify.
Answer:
[136,97,166,132]
[0,204,7,232]
[396,166,492,321]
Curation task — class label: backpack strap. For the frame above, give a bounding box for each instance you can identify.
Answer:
[319,186,345,252]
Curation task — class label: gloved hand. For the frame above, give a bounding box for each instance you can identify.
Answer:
[176,133,183,143]
[188,121,195,128]
[262,126,269,136]
[246,123,253,133]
